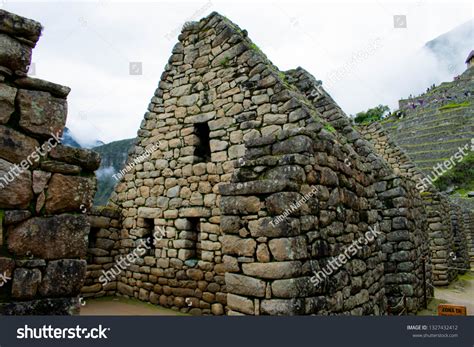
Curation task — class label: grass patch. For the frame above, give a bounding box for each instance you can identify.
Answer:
[433,151,474,195]
[324,124,336,133]
[219,56,230,68]
[439,101,470,111]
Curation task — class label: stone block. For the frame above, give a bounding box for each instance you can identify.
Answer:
[225,273,265,297]
[8,214,89,259]
[39,259,86,297]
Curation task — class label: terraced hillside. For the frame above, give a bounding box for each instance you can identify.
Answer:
[381,66,473,173]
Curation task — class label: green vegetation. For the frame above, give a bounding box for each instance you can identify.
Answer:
[439,101,470,111]
[354,104,390,124]
[324,124,336,133]
[219,56,230,67]
[249,42,263,55]
[433,151,474,195]
[278,71,287,83]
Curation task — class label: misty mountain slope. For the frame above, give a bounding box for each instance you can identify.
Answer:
[61,127,81,148]
[425,19,473,75]
[93,138,136,205]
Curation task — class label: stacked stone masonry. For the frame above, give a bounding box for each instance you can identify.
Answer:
[0,10,100,315]
[79,12,474,316]
[285,68,433,313]
[0,8,459,316]
[81,206,121,298]
[359,122,471,286]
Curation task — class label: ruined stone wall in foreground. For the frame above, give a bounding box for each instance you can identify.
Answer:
[0,10,100,315]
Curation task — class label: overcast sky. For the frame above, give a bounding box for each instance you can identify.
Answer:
[2,0,473,146]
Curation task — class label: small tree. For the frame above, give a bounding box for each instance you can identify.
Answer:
[354,104,390,124]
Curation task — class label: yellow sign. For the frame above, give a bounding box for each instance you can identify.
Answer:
[438,304,467,316]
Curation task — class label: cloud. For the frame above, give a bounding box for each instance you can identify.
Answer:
[95,166,116,179]
[3,0,472,143]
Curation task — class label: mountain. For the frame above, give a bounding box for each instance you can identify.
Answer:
[92,138,136,205]
[61,127,81,148]
[425,19,473,75]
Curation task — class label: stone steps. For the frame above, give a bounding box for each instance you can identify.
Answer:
[396,131,474,146]
[401,138,472,153]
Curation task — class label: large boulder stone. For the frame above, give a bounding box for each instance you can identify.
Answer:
[7,214,89,259]
[268,236,308,261]
[225,273,265,297]
[265,166,306,183]
[220,196,260,214]
[39,259,86,297]
[17,89,67,137]
[265,192,306,216]
[45,174,96,214]
[248,217,300,237]
[219,180,298,195]
[0,33,32,75]
[227,293,254,315]
[49,145,101,172]
[40,160,81,174]
[0,84,16,124]
[3,210,31,225]
[11,268,41,299]
[261,299,304,315]
[242,261,302,279]
[221,235,256,257]
[0,125,40,165]
[0,158,33,209]
[13,77,70,98]
[272,135,312,155]
[0,9,43,45]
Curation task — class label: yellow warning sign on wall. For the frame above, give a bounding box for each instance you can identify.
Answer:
[437,304,467,316]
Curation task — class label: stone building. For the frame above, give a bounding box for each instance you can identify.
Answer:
[0,9,470,316]
[0,10,99,314]
[82,12,471,316]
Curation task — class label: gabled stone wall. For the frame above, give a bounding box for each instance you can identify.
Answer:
[102,12,444,315]
[285,68,433,313]
[220,127,386,315]
[0,9,100,315]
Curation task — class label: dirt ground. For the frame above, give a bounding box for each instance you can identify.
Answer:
[79,296,186,316]
[418,269,474,316]
[80,270,473,316]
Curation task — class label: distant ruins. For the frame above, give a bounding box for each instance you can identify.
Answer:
[0,10,471,316]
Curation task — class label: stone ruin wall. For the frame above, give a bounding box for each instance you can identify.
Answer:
[81,206,121,298]
[285,67,435,313]
[220,127,386,315]
[0,10,100,315]
[0,9,469,317]
[464,210,474,266]
[83,12,445,315]
[359,121,471,285]
[80,12,472,316]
